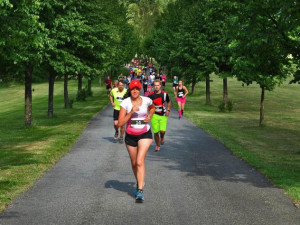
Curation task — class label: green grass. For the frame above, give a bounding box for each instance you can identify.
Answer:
[0,79,109,212]
[166,74,300,204]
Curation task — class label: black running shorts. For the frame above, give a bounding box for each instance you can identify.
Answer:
[125,129,153,147]
[113,109,120,121]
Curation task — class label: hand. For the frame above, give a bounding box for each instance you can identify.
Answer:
[165,111,170,117]
[111,102,115,107]
[131,105,140,114]
[144,114,151,123]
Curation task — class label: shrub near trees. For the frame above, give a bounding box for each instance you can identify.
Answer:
[0,0,137,126]
[146,0,299,126]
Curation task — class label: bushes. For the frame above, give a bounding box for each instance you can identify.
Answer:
[76,86,93,102]
[218,99,234,112]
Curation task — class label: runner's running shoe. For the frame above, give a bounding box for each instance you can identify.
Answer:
[135,188,139,198]
[114,131,119,141]
[119,136,124,144]
[155,146,160,152]
[136,190,144,201]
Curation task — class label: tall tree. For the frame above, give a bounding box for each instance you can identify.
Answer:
[232,0,294,126]
[3,1,50,126]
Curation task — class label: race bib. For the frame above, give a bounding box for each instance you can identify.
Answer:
[155,106,163,112]
[117,97,124,102]
[178,92,184,97]
[130,118,146,129]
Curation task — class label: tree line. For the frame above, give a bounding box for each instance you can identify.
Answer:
[0,0,138,126]
[144,0,299,126]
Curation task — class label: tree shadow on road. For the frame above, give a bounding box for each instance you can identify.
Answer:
[102,137,116,143]
[105,180,136,198]
[147,118,274,189]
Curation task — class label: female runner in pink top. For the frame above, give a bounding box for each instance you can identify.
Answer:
[118,80,155,201]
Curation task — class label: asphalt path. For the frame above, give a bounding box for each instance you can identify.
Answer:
[0,103,299,225]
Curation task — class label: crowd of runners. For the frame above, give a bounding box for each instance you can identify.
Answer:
[105,59,188,201]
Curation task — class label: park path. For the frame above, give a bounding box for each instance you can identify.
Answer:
[0,104,299,225]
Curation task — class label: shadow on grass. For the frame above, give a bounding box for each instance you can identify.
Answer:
[0,147,39,170]
[0,181,19,192]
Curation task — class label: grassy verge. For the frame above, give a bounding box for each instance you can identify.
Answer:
[0,79,109,212]
[166,74,300,205]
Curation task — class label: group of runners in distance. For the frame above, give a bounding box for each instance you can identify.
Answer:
[105,59,188,201]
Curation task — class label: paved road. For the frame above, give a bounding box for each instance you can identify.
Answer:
[0,104,299,225]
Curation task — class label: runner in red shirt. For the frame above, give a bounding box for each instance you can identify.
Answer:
[105,76,112,95]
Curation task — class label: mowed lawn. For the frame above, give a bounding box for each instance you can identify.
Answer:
[0,79,109,212]
[167,74,300,205]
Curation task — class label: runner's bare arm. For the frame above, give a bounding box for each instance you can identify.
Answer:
[174,86,178,96]
[166,100,172,116]
[109,95,115,107]
[183,86,189,98]
[118,106,137,127]
[145,104,155,123]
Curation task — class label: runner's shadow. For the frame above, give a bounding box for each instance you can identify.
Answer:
[102,137,116,143]
[105,180,136,198]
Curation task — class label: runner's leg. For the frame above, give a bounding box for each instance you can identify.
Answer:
[151,114,160,150]
[177,101,182,118]
[126,145,138,180]
[120,125,125,137]
[154,132,160,147]
[114,120,119,133]
[136,138,152,190]
[160,131,166,144]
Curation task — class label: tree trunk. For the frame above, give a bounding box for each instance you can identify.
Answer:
[191,80,196,95]
[259,87,265,126]
[98,74,102,86]
[48,72,56,117]
[78,74,83,94]
[167,67,171,78]
[88,79,92,96]
[223,78,228,106]
[206,74,211,105]
[25,65,33,127]
[64,74,69,108]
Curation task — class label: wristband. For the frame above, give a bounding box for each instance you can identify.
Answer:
[167,110,170,112]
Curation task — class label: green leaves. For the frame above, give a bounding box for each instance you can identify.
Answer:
[1,0,137,82]
[231,0,294,90]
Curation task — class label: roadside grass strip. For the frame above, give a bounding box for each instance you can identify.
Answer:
[0,80,108,212]
[166,74,300,205]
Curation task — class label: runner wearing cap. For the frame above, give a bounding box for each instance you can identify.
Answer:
[118,80,155,201]
[148,80,171,152]
[110,81,127,143]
